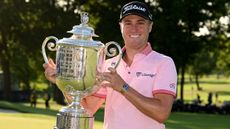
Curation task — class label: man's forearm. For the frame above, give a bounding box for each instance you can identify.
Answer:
[121,86,174,123]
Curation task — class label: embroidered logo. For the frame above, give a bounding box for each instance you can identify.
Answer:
[136,72,142,77]
[123,4,146,14]
[136,72,156,78]
[169,83,176,89]
[111,62,116,66]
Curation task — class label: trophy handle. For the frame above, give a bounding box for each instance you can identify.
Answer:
[42,36,58,63]
[104,41,122,69]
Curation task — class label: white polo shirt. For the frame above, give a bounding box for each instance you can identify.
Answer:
[95,43,177,129]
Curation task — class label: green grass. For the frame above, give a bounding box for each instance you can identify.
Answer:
[177,75,230,105]
[166,112,230,129]
[0,113,55,129]
[0,100,59,116]
[1,100,230,129]
[0,100,104,129]
[0,110,229,129]
[0,113,104,129]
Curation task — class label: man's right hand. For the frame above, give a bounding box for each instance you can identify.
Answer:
[43,59,56,84]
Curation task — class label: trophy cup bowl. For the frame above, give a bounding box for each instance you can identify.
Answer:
[42,12,122,129]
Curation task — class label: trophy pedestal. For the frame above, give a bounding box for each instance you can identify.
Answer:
[54,93,94,129]
[54,107,94,129]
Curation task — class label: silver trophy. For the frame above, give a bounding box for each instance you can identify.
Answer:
[42,12,122,129]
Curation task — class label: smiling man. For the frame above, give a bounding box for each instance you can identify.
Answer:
[43,1,177,129]
[82,1,178,129]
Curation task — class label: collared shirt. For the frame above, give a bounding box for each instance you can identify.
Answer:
[95,43,177,129]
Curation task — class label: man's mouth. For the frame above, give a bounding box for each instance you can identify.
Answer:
[129,34,140,38]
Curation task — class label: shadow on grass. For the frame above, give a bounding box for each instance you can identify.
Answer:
[184,81,230,85]
[218,91,230,96]
[0,100,104,122]
[199,81,230,84]
[0,101,58,116]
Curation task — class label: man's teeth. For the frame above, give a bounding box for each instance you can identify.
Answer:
[130,35,139,38]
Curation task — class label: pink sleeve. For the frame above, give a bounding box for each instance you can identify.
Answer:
[93,87,107,98]
[152,57,177,97]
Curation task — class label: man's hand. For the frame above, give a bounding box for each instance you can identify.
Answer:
[98,67,125,92]
[43,59,56,84]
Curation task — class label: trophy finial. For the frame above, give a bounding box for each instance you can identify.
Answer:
[81,12,89,25]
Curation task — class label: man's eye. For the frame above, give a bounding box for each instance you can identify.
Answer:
[138,22,145,25]
[124,22,131,25]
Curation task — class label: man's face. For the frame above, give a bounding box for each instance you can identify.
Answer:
[119,15,152,49]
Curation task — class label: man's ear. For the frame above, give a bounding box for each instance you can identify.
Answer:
[119,22,124,33]
[119,22,122,29]
[149,22,153,33]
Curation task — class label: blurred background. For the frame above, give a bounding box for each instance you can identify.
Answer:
[0,0,230,129]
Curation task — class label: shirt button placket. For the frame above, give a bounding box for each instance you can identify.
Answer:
[126,65,131,75]
[126,65,132,81]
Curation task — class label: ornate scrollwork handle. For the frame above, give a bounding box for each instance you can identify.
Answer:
[104,41,122,69]
[42,36,58,63]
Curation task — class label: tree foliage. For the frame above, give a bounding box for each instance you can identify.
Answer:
[147,0,230,101]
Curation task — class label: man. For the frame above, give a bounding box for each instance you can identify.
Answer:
[44,1,177,129]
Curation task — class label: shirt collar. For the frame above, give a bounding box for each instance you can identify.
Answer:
[122,42,152,56]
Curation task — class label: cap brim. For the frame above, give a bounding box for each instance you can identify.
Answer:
[119,12,152,22]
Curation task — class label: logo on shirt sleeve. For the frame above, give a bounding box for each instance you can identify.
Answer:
[169,83,176,89]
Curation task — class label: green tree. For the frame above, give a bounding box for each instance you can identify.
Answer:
[215,35,230,76]
[148,0,230,102]
[0,0,79,102]
[0,0,25,100]
[188,50,217,90]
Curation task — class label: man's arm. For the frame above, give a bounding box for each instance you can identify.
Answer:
[121,87,174,123]
[100,67,175,123]
[81,95,105,116]
[64,94,105,116]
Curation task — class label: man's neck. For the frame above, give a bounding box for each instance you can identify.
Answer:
[123,44,148,66]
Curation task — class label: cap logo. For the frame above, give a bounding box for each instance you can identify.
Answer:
[123,4,146,14]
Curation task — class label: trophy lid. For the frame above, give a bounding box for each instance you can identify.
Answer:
[57,12,103,47]
[67,12,98,37]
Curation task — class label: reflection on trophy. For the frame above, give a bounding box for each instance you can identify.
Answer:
[42,12,122,129]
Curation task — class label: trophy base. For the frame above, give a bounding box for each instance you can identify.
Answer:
[54,107,94,129]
